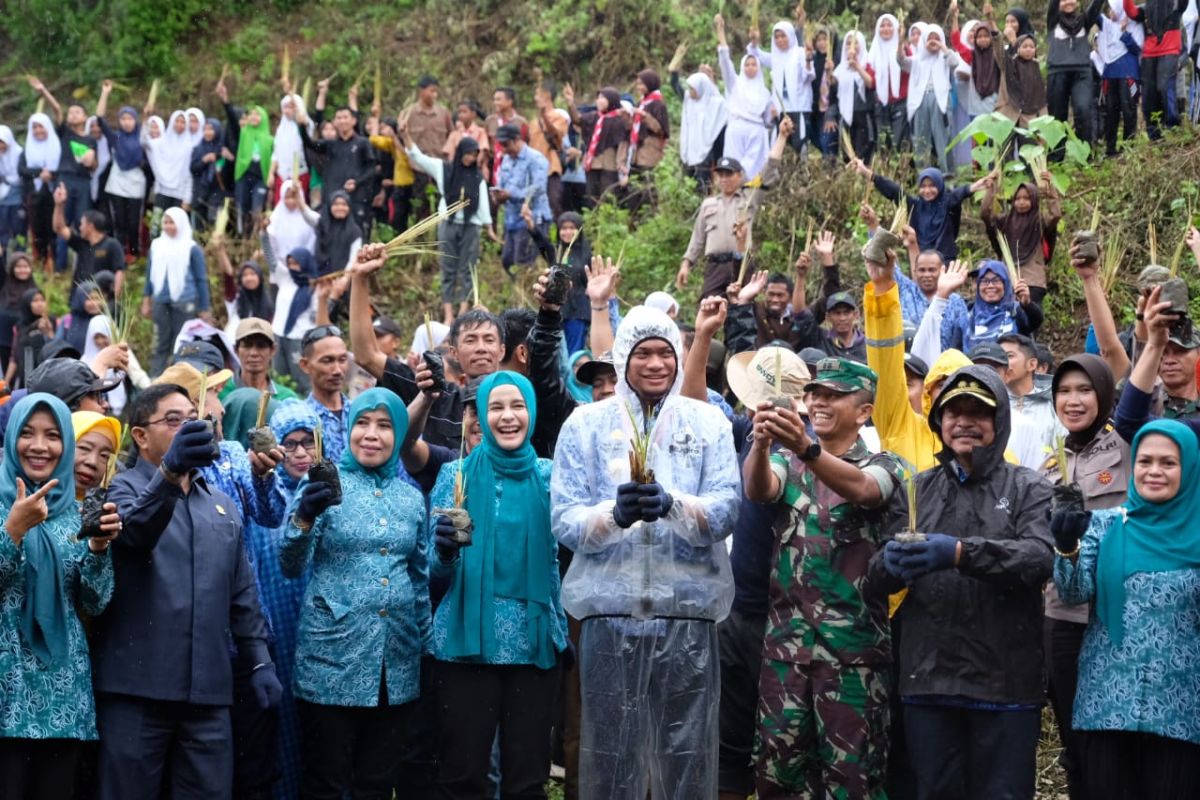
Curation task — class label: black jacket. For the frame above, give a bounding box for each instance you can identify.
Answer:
[870,366,1054,705]
[378,356,463,452]
[526,307,577,458]
[299,125,376,209]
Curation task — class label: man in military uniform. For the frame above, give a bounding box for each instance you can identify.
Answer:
[743,358,903,799]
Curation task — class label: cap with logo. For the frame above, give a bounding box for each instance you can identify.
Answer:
[713,156,744,174]
[727,346,812,413]
[576,352,617,386]
[968,341,1010,367]
[826,291,857,312]
[174,341,227,375]
[804,358,877,395]
[935,373,998,409]
[373,316,405,339]
[235,317,276,345]
[904,352,930,379]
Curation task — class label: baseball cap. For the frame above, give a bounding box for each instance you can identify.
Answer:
[495,124,520,142]
[27,358,123,408]
[154,362,233,405]
[799,347,827,371]
[968,342,1010,367]
[904,353,930,380]
[804,358,877,395]
[235,317,275,345]
[576,352,617,386]
[39,339,82,362]
[935,373,998,409]
[174,341,227,375]
[826,292,856,312]
[373,316,405,339]
[727,347,812,413]
[713,156,743,174]
[1168,326,1200,349]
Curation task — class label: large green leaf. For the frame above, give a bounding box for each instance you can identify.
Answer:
[1064,137,1091,167]
[1027,115,1068,150]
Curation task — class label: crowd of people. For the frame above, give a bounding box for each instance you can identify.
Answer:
[2,2,1200,800]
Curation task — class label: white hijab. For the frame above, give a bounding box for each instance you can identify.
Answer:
[768,22,806,101]
[273,94,313,178]
[267,179,317,269]
[833,31,869,125]
[729,54,773,121]
[680,73,727,166]
[82,315,128,415]
[146,110,193,196]
[868,14,904,104]
[0,126,23,201]
[906,25,952,119]
[149,207,196,301]
[23,113,61,191]
[185,107,206,149]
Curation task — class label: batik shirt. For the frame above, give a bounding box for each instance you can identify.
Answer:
[763,438,903,666]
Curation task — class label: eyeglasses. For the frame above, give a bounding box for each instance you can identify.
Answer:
[142,411,199,429]
[282,436,316,453]
[301,325,342,349]
[977,276,1004,287]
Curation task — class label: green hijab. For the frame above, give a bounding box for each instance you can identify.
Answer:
[1,393,79,667]
[337,387,408,486]
[1097,419,1200,647]
[442,371,556,669]
[222,387,280,450]
[235,105,275,181]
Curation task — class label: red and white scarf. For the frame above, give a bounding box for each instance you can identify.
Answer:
[583,110,622,171]
[627,90,663,168]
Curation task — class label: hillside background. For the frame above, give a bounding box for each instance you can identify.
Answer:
[3,0,1199,359]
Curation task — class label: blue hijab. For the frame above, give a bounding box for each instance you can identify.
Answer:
[113,107,144,171]
[0,393,78,666]
[270,399,320,493]
[910,168,949,252]
[337,387,408,486]
[966,260,1018,349]
[1097,420,1200,647]
[565,350,594,405]
[284,247,318,337]
[442,371,556,669]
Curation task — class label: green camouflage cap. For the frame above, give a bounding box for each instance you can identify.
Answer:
[805,358,878,394]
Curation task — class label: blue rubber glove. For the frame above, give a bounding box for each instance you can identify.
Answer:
[434,515,463,563]
[896,533,959,582]
[1050,510,1091,553]
[162,419,219,474]
[613,482,642,528]
[638,482,674,523]
[295,481,339,525]
[882,540,906,579]
[250,663,282,709]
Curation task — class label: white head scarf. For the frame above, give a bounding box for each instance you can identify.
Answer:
[82,314,128,415]
[23,113,61,191]
[906,25,952,120]
[728,53,773,121]
[267,179,317,268]
[833,31,870,125]
[644,291,679,317]
[185,107,206,149]
[767,21,806,103]
[148,207,196,301]
[679,72,727,167]
[85,116,111,201]
[0,126,23,202]
[410,320,450,356]
[273,93,313,179]
[146,111,193,197]
[868,14,904,104]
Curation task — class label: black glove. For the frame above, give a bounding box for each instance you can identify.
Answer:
[250,663,282,709]
[638,482,674,523]
[1050,509,1091,554]
[162,419,219,474]
[296,480,339,525]
[433,515,463,563]
[613,482,642,528]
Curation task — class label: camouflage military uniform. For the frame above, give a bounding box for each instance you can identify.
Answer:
[755,437,903,800]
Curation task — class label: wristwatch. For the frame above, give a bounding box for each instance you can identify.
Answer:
[799,441,822,462]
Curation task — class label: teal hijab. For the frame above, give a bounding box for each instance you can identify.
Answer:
[1097,420,1200,647]
[442,371,556,669]
[337,387,409,486]
[1,393,79,667]
[222,387,280,450]
[565,350,594,405]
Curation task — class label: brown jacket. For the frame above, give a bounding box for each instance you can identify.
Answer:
[527,107,569,175]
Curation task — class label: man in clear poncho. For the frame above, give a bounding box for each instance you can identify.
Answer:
[552,305,740,800]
